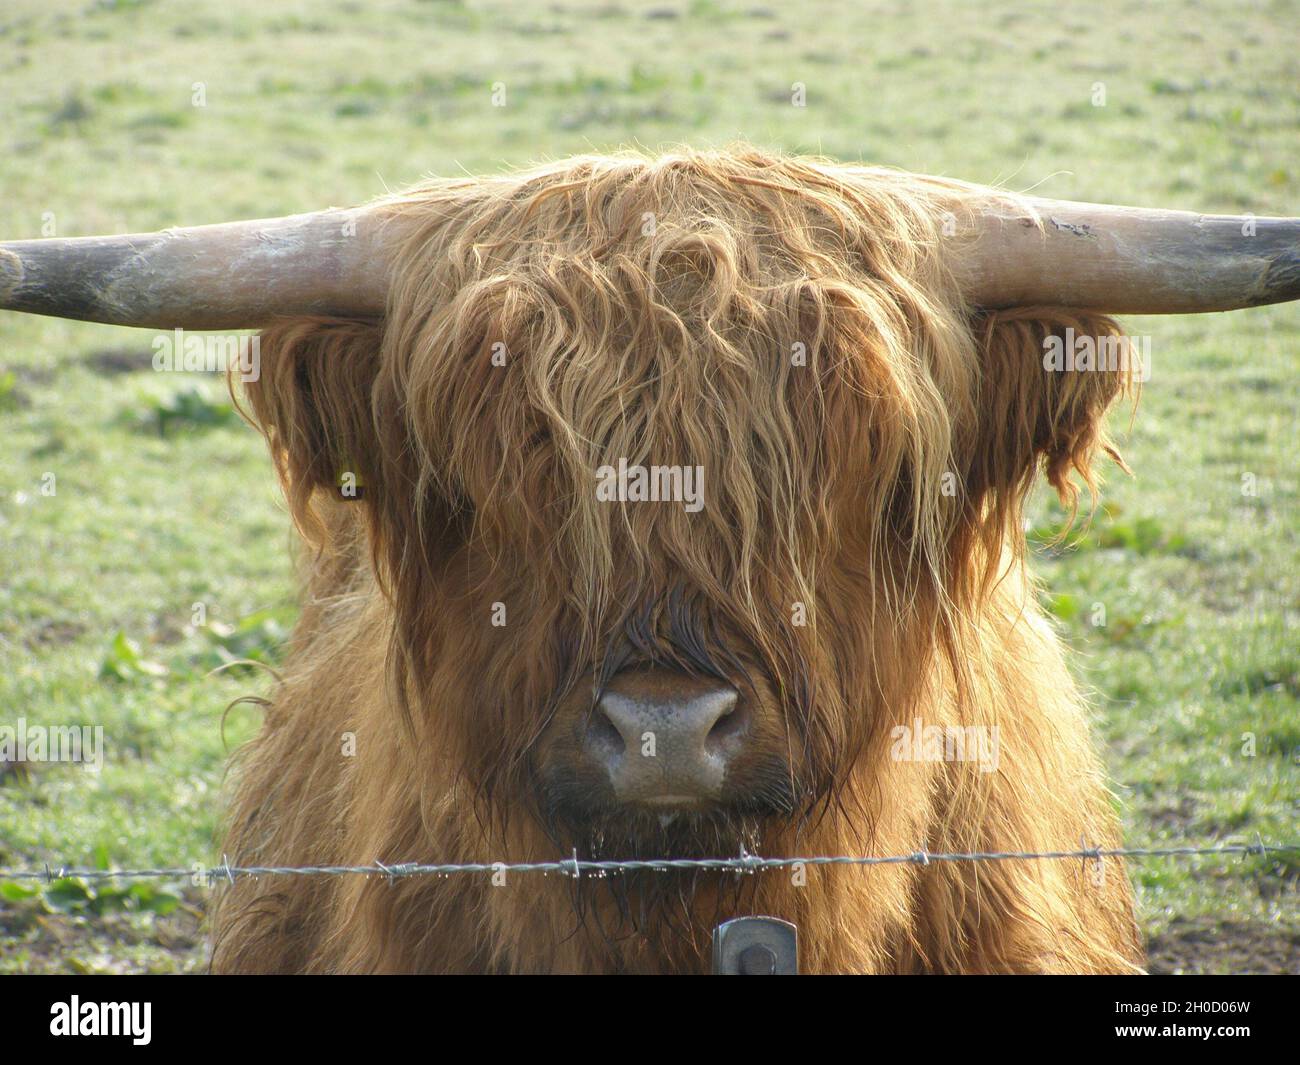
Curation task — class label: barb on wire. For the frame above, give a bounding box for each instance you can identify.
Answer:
[0,840,1293,886]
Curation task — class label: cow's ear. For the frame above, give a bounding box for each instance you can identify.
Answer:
[964,308,1138,514]
[235,317,382,539]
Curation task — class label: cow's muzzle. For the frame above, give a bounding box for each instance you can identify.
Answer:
[582,667,748,807]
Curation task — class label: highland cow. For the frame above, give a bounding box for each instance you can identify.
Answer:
[3,147,1297,973]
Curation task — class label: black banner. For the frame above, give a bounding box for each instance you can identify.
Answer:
[0,974,1292,1051]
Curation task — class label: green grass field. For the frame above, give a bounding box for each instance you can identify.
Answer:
[0,0,1295,973]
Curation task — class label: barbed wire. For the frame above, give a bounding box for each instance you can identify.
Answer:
[0,839,1294,887]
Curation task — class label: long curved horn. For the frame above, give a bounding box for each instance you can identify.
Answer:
[0,207,390,329]
[3,188,1297,327]
[955,196,1300,313]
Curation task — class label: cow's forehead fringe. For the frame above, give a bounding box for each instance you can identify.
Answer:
[370,147,984,633]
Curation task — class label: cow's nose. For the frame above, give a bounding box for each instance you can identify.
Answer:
[585,669,746,805]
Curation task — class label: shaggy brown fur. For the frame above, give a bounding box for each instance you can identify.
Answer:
[214,147,1144,973]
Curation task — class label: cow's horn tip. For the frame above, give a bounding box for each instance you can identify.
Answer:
[0,248,22,299]
[1261,248,1300,303]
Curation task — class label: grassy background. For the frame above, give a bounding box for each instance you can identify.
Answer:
[0,0,1295,973]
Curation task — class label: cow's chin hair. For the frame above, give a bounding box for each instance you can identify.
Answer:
[560,806,770,863]
[541,806,781,956]
[536,751,804,862]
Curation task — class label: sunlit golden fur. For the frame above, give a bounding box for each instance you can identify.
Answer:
[214,146,1143,973]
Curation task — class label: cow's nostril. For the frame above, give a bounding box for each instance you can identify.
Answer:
[585,703,626,760]
[705,694,745,749]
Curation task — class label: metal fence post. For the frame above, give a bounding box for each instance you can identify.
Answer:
[711,916,798,974]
